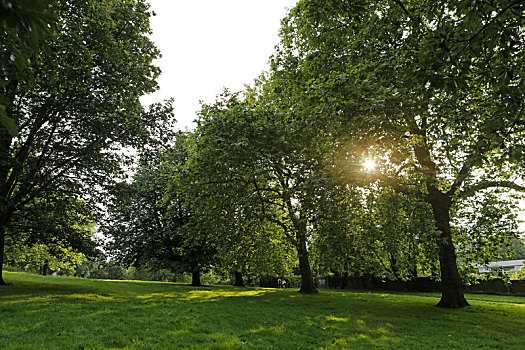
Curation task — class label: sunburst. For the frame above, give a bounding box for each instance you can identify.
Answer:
[363,159,376,171]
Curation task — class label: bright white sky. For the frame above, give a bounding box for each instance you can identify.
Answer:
[140,0,300,130]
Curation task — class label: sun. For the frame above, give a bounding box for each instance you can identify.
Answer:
[363,159,376,171]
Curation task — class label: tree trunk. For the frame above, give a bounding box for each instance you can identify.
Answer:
[389,254,400,280]
[191,268,202,286]
[408,234,418,279]
[41,261,49,276]
[0,123,12,286]
[0,225,7,285]
[233,270,244,287]
[296,232,318,293]
[426,187,469,308]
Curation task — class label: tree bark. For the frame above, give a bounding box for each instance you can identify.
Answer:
[41,261,49,276]
[296,232,318,293]
[426,187,469,308]
[233,270,244,287]
[1,119,13,286]
[191,268,202,286]
[0,225,7,285]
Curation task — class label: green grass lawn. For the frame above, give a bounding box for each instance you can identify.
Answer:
[1,272,524,349]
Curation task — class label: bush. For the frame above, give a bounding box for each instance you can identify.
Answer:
[508,266,525,280]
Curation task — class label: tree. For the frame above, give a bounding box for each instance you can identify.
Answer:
[274,0,525,307]
[4,194,98,275]
[453,190,521,272]
[505,238,525,261]
[314,184,440,281]
[0,0,168,285]
[105,132,216,287]
[185,151,296,286]
[103,154,171,273]
[191,90,342,293]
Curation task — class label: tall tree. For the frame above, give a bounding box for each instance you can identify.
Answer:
[0,0,168,285]
[105,132,216,287]
[275,0,525,307]
[191,91,340,293]
[185,142,296,286]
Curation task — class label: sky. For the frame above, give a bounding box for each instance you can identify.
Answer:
[140,0,300,130]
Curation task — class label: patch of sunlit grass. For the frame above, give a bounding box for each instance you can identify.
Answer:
[325,315,349,322]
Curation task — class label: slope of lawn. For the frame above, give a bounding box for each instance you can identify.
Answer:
[1,271,524,349]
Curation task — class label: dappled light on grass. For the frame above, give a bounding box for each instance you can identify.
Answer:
[248,324,285,335]
[331,332,402,349]
[69,293,116,302]
[2,273,525,349]
[180,288,272,301]
[356,319,367,329]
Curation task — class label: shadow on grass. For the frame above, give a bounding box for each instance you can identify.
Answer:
[2,272,525,349]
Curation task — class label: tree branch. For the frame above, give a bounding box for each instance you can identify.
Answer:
[459,180,525,199]
[390,0,412,19]
[453,0,525,60]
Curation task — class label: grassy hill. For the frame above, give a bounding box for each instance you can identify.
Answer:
[1,271,524,349]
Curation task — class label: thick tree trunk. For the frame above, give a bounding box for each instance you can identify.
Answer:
[191,268,202,286]
[296,233,318,294]
[1,124,12,286]
[233,270,244,287]
[0,225,7,285]
[426,187,469,308]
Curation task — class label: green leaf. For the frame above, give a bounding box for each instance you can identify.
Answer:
[0,105,19,136]
[0,93,9,105]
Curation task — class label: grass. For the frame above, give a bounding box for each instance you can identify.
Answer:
[1,272,524,349]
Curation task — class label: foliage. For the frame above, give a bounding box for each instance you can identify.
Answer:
[6,244,85,275]
[506,237,525,260]
[453,190,521,275]
[314,185,440,281]
[191,90,335,292]
[0,0,171,284]
[73,260,180,282]
[509,266,525,281]
[7,194,98,248]
[4,194,98,275]
[185,117,298,281]
[104,132,216,284]
[0,0,55,135]
[270,0,525,307]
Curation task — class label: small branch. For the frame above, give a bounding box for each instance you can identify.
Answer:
[448,160,477,197]
[251,177,295,243]
[390,0,412,19]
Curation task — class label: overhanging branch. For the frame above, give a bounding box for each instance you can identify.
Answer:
[459,180,525,199]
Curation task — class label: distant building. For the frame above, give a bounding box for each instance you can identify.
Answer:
[478,260,525,274]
